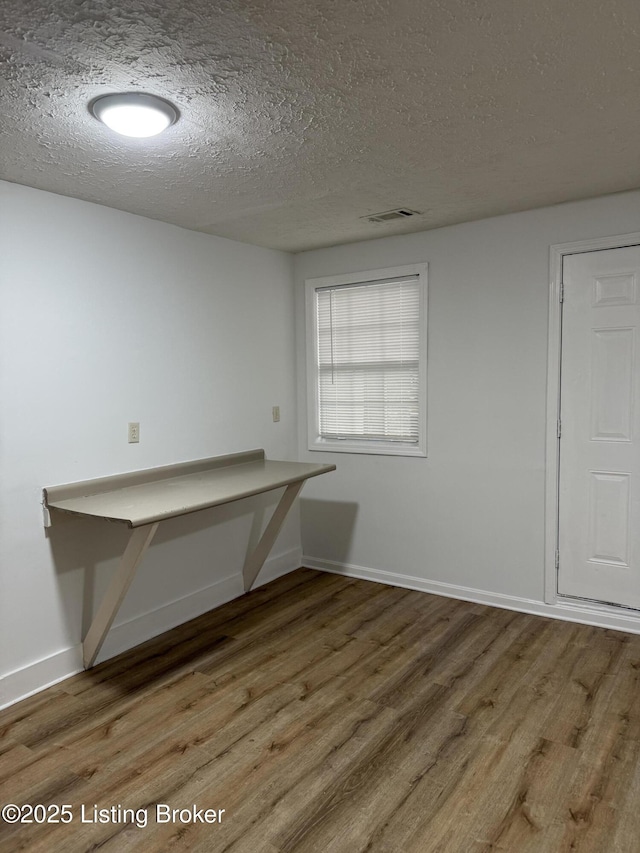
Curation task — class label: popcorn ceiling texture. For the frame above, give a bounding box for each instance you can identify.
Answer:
[1,0,639,251]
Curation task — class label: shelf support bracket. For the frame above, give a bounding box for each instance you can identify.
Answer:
[83,522,160,669]
[242,481,304,592]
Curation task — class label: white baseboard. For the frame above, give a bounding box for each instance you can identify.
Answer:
[254,546,303,589]
[102,545,300,667]
[0,646,84,713]
[304,556,640,636]
[0,547,302,711]
[97,571,244,665]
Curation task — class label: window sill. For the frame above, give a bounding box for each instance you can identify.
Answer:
[308,438,426,458]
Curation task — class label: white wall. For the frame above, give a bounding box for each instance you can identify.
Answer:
[0,181,298,707]
[295,190,640,612]
[4,182,640,709]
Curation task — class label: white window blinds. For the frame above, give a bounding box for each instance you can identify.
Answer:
[315,276,421,443]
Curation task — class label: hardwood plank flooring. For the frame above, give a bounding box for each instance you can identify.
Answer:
[2,569,640,851]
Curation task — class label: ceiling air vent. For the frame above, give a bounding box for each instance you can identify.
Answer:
[363,208,421,224]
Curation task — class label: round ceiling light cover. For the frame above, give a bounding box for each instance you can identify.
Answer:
[90,92,178,138]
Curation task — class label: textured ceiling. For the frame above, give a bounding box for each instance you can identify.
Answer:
[1,0,639,252]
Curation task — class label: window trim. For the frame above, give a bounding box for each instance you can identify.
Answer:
[305,262,428,457]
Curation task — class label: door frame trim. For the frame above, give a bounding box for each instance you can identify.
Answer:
[545,231,640,604]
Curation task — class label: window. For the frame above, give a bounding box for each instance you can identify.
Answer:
[306,263,427,456]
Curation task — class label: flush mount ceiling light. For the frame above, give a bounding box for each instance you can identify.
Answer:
[90,93,178,138]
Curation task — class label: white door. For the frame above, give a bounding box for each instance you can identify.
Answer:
[558,245,640,607]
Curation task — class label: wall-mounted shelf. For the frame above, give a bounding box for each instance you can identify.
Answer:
[43,449,335,669]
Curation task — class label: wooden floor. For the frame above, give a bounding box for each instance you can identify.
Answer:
[2,569,640,852]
